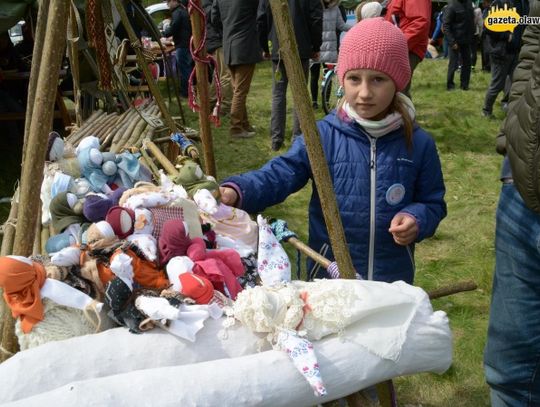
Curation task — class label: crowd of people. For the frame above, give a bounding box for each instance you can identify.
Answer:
[161,0,525,152]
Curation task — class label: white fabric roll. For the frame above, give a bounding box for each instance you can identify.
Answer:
[0,281,452,405]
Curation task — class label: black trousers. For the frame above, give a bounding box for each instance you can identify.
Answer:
[447,43,472,89]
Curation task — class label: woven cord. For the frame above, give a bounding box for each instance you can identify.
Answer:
[86,0,113,90]
[187,0,222,126]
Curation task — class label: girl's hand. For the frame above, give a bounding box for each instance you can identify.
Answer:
[388,213,418,246]
[219,186,238,207]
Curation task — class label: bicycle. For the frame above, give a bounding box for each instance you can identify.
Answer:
[320,63,341,114]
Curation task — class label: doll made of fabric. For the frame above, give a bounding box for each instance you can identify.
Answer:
[159,219,245,300]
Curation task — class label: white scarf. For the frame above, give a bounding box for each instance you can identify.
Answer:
[342,93,416,138]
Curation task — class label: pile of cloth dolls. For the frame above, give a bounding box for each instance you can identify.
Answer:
[0,132,261,344]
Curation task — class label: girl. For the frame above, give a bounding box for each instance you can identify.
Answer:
[220,18,446,284]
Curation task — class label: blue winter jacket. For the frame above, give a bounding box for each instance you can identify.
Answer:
[223,111,446,284]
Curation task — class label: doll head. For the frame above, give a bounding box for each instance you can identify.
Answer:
[105,206,136,239]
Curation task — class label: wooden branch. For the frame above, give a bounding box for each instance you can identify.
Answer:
[268,0,355,279]
[143,139,179,176]
[93,112,120,142]
[32,207,42,256]
[287,236,331,269]
[101,109,134,149]
[139,147,161,180]
[0,189,18,362]
[105,109,138,149]
[188,0,216,177]
[67,109,103,142]
[111,112,144,153]
[113,0,178,134]
[68,3,82,127]
[0,189,19,257]
[69,109,106,145]
[41,224,50,255]
[427,280,478,300]
[6,0,68,358]
[23,0,50,153]
[13,0,69,257]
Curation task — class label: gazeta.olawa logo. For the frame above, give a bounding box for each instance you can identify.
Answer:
[484,4,540,32]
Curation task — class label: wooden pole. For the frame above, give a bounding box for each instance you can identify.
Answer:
[3,0,70,360]
[143,139,180,176]
[268,0,355,280]
[0,189,19,257]
[0,189,19,362]
[22,0,50,161]
[68,2,83,127]
[113,0,178,134]
[428,280,478,300]
[188,0,216,178]
[13,0,69,257]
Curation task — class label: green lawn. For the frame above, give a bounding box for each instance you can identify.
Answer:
[178,58,500,406]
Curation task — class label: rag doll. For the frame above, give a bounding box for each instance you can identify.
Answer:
[158,219,245,300]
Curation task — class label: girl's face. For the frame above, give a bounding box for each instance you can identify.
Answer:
[343,69,396,120]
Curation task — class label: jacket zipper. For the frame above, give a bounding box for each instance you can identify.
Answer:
[368,137,377,280]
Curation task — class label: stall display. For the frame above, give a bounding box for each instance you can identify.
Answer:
[0,132,453,405]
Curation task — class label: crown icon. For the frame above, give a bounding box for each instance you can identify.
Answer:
[485,3,520,32]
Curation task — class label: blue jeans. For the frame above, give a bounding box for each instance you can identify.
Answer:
[175,47,193,97]
[484,183,540,406]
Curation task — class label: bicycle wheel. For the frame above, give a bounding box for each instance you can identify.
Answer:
[321,68,340,114]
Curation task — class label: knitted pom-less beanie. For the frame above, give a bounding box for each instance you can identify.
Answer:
[336,18,411,92]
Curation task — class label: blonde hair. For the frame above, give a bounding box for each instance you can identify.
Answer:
[354,1,367,22]
[355,1,383,22]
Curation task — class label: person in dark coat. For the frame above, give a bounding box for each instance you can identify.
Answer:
[212,0,261,138]
[203,0,232,115]
[162,0,193,97]
[481,0,527,117]
[443,0,475,90]
[257,0,323,151]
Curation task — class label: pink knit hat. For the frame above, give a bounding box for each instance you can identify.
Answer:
[336,18,411,92]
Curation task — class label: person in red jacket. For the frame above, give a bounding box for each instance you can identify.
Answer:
[384,0,431,98]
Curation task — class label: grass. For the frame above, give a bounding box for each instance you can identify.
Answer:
[176,58,500,406]
[0,57,500,406]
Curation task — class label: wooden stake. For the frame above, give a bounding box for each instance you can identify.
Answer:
[143,139,179,176]
[13,0,70,257]
[188,0,216,178]
[0,189,18,362]
[268,0,355,280]
[287,236,331,269]
[0,189,19,257]
[22,0,50,153]
[428,280,478,300]
[41,224,50,255]
[68,2,82,127]
[32,208,42,256]
[139,147,161,180]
